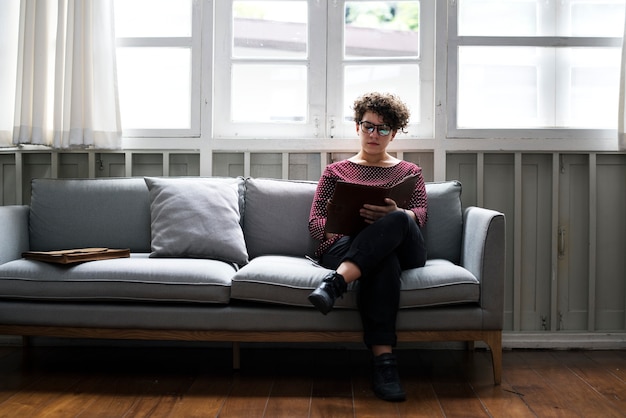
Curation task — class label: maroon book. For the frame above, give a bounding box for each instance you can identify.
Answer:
[325,174,419,235]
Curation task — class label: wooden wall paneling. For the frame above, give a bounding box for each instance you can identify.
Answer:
[0,153,16,206]
[58,153,89,179]
[250,153,282,179]
[131,153,163,177]
[558,154,590,331]
[22,153,51,205]
[404,152,434,182]
[520,154,553,331]
[594,154,626,331]
[288,153,321,181]
[169,153,200,177]
[483,154,516,331]
[95,153,126,178]
[445,153,477,208]
[212,153,244,178]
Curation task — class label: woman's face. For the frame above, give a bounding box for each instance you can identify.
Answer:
[356,111,397,155]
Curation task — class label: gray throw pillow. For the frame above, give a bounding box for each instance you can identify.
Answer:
[144,177,248,265]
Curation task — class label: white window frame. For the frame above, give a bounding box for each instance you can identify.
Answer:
[447,0,623,140]
[328,0,435,140]
[115,0,202,139]
[213,0,325,139]
[213,0,435,140]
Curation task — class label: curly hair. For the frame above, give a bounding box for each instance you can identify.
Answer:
[352,92,410,133]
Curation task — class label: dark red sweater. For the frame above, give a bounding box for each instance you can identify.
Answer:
[309,159,428,257]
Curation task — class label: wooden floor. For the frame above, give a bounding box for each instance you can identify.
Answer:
[0,344,625,417]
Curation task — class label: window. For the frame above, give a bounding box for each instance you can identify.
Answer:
[449,0,625,138]
[114,0,200,137]
[113,0,434,140]
[214,0,434,139]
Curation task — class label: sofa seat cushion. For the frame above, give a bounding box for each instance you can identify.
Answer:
[230,256,479,309]
[230,255,358,309]
[399,259,479,308]
[0,254,235,304]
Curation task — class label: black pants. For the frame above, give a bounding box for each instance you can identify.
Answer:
[319,211,427,347]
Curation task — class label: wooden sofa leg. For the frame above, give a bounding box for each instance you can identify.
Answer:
[232,342,241,370]
[484,331,502,385]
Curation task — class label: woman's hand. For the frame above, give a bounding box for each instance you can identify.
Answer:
[360,198,400,224]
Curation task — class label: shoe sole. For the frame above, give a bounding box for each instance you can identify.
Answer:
[307,292,332,315]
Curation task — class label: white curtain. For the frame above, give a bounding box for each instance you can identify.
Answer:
[620,7,626,151]
[0,1,20,147]
[11,0,121,149]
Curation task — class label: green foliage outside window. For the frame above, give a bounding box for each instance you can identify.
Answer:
[345,2,420,31]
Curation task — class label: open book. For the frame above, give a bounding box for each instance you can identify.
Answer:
[325,173,419,235]
[22,248,130,264]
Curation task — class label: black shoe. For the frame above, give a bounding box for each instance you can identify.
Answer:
[372,353,406,402]
[307,271,347,315]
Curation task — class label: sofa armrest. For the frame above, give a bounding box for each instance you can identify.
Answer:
[0,205,30,265]
[461,206,505,329]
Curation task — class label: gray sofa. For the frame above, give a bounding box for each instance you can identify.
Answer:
[0,176,505,383]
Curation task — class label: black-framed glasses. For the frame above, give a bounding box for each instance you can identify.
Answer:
[358,121,392,136]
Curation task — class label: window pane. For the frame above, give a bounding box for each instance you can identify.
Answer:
[457,46,620,129]
[559,48,621,128]
[458,47,549,128]
[117,48,191,129]
[344,64,420,124]
[345,1,420,58]
[233,1,307,58]
[568,1,625,37]
[114,0,192,37]
[458,0,540,36]
[458,0,625,37]
[231,64,307,123]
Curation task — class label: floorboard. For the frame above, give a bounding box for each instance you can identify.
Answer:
[0,345,624,417]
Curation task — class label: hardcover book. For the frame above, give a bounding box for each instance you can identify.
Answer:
[325,174,419,235]
[22,248,131,264]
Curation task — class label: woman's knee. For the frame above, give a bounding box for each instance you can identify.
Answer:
[377,210,416,238]
[385,210,410,226]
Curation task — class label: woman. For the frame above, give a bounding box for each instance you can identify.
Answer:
[308,92,428,402]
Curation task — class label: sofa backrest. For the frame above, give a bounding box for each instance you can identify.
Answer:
[242,178,319,259]
[422,181,463,263]
[27,176,463,264]
[242,178,463,264]
[29,178,152,252]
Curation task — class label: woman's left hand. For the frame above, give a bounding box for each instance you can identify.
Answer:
[360,198,399,224]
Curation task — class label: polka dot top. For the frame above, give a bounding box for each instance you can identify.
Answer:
[309,159,428,257]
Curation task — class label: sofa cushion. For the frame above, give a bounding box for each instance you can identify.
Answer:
[399,259,479,308]
[243,178,319,259]
[230,255,357,309]
[29,178,151,252]
[0,254,235,304]
[230,256,479,309]
[145,177,248,266]
[423,181,463,263]
[243,178,463,264]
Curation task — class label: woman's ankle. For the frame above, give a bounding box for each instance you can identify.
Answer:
[336,260,361,283]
